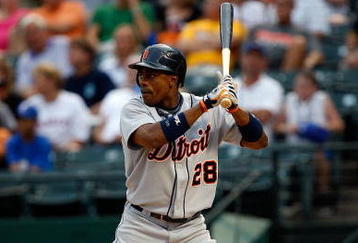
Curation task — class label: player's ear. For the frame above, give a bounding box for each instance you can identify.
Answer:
[169,75,178,88]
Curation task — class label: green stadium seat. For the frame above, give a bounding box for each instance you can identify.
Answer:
[328,83,358,114]
[0,184,28,217]
[218,145,273,192]
[92,173,127,215]
[320,26,348,70]
[184,73,218,96]
[322,41,340,66]
[26,182,85,217]
[267,71,297,92]
[339,69,358,85]
[314,70,337,89]
[55,145,124,172]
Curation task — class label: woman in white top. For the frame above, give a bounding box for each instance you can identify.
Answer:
[20,63,91,152]
[275,71,344,194]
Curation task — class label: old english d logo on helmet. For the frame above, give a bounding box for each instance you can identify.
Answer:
[128,44,187,87]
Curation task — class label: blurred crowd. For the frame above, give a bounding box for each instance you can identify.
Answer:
[0,0,357,175]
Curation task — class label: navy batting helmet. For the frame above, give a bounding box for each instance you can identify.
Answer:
[128,44,187,87]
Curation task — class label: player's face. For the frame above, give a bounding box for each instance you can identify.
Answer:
[137,68,176,107]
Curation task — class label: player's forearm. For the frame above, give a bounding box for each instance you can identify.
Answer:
[132,105,205,149]
[230,107,268,149]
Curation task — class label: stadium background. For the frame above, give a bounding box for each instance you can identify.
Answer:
[0,0,357,242]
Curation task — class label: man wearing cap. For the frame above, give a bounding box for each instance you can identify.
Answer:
[235,42,284,141]
[5,106,53,173]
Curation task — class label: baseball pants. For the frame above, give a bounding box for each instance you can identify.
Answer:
[112,203,216,243]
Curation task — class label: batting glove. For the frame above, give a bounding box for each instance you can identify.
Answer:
[201,83,231,111]
[217,72,239,111]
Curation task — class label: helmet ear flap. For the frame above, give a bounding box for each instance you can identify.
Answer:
[136,73,140,86]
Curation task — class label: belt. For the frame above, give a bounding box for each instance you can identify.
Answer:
[130,204,200,224]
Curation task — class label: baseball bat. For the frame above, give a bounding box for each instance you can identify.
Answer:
[219,2,233,109]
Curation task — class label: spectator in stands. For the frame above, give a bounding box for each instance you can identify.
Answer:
[325,0,350,26]
[249,0,324,71]
[0,124,11,169]
[274,71,344,194]
[94,55,139,145]
[0,56,22,117]
[98,24,141,88]
[235,42,284,141]
[176,0,246,69]
[0,97,15,169]
[20,63,91,152]
[15,14,72,98]
[292,0,330,37]
[156,0,202,46]
[0,0,28,53]
[32,0,88,40]
[65,38,114,114]
[339,30,358,69]
[0,100,16,131]
[233,0,276,31]
[87,0,155,51]
[5,106,53,173]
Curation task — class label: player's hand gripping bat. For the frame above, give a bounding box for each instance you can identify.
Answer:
[219,2,234,109]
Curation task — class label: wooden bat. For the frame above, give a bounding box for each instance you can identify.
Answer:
[219,2,233,109]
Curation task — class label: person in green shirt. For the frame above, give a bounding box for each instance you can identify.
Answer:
[88,0,155,48]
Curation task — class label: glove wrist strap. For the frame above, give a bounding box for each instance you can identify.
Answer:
[199,100,209,112]
[227,104,240,113]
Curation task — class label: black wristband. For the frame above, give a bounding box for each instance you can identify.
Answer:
[238,113,263,142]
[160,112,190,142]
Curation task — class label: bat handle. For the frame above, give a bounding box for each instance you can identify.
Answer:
[220,48,232,109]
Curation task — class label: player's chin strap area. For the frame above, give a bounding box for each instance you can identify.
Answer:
[129,203,201,224]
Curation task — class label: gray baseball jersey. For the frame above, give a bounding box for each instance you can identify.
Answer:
[120,92,242,219]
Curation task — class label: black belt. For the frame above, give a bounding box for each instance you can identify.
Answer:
[130,204,200,223]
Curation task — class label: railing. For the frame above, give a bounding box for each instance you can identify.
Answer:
[1,142,358,224]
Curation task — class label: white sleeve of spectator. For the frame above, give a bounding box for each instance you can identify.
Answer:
[71,96,91,142]
[262,82,285,114]
[15,56,30,93]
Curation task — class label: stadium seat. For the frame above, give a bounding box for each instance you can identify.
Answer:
[218,145,272,192]
[339,69,358,85]
[184,73,218,96]
[92,174,127,216]
[26,182,85,217]
[0,183,28,217]
[314,70,337,89]
[328,83,358,115]
[267,71,297,92]
[55,145,124,172]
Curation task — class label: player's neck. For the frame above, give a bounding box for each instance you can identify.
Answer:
[159,92,181,110]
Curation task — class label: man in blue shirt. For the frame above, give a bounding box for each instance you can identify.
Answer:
[5,106,53,172]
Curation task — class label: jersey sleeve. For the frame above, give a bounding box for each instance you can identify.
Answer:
[120,98,156,149]
[214,107,242,146]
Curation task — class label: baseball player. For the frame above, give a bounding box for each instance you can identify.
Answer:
[114,44,268,243]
